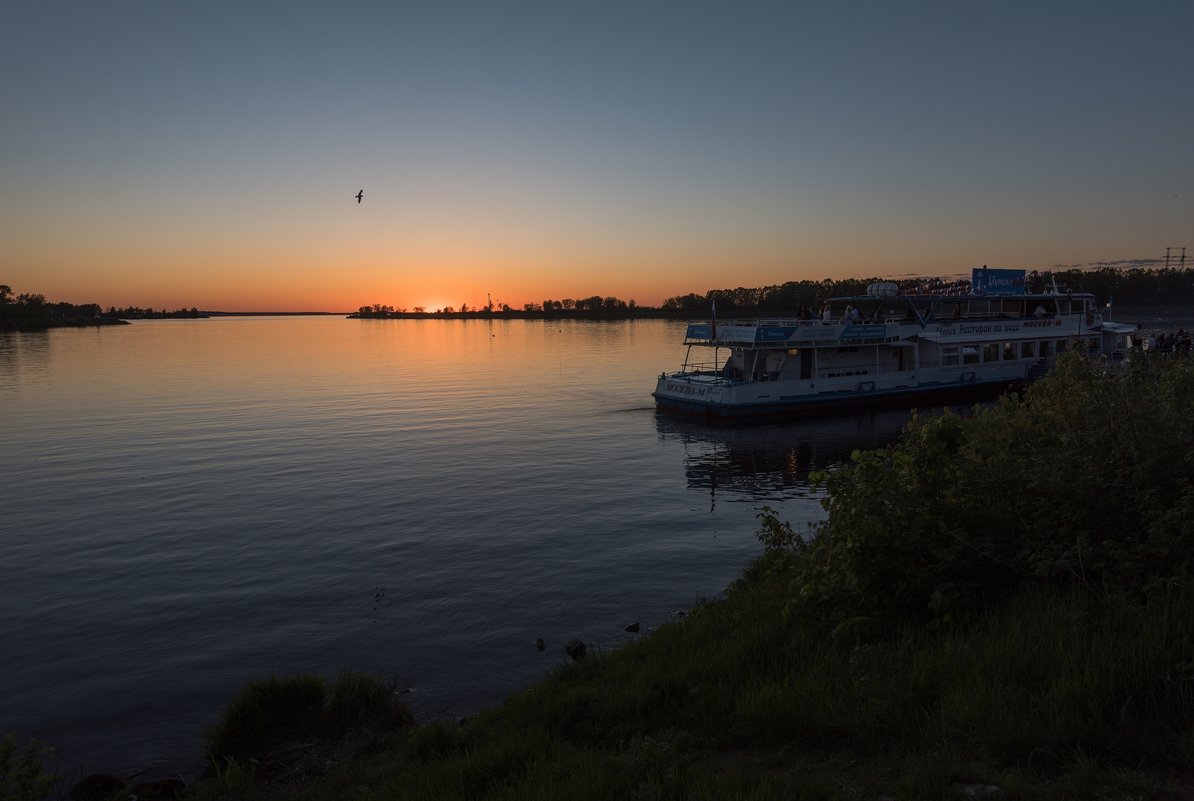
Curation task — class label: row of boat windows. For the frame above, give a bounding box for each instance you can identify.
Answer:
[809,298,1092,324]
[939,338,1096,366]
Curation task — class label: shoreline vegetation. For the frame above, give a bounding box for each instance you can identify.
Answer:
[4,266,1194,331]
[9,353,1192,800]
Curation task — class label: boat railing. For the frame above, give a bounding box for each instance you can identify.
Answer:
[665,361,725,378]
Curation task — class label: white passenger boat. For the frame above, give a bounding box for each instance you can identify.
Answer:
[653,268,1136,420]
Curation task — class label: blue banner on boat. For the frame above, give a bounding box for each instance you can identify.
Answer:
[839,324,887,341]
[686,323,712,340]
[754,326,797,342]
[971,267,1026,296]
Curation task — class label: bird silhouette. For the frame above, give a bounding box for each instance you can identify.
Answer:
[356,189,363,204]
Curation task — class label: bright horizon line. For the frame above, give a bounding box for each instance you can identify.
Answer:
[30,254,1185,314]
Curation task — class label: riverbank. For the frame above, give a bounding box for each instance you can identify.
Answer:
[186,354,1191,800]
[0,317,129,332]
[42,579,1194,800]
[19,353,1194,800]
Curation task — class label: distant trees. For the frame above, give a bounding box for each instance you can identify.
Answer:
[0,287,111,330]
[656,268,1194,318]
[1044,266,1194,305]
[662,279,877,315]
[357,265,1194,323]
[101,306,203,319]
[358,304,394,316]
[533,295,635,312]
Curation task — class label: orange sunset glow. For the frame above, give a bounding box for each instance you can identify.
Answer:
[3,3,1190,312]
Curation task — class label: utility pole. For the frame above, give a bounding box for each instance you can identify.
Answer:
[1166,246,1186,269]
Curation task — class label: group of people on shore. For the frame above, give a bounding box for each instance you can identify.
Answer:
[1138,329,1192,355]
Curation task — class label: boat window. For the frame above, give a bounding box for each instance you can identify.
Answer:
[1003,342,1016,360]
[962,347,980,365]
[1020,341,1034,358]
[1057,339,1069,353]
[983,343,1000,362]
[1040,340,1053,359]
[942,346,959,367]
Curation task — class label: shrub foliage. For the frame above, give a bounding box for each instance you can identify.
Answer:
[0,733,57,801]
[761,353,1194,624]
[205,671,413,762]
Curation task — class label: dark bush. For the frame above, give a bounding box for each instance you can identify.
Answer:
[764,353,1194,624]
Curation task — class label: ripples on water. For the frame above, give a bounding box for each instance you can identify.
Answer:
[0,317,913,776]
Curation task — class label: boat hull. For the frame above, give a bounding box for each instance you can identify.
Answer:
[653,374,1026,421]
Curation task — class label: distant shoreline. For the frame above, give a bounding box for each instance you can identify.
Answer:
[347,310,689,321]
[0,317,130,333]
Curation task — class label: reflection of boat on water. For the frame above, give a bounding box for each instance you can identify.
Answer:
[655,408,919,504]
[653,268,1136,421]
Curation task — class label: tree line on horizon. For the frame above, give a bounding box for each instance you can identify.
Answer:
[357,295,641,316]
[6,265,1193,331]
[658,266,1194,314]
[0,285,103,330]
[0,284,208,330]
[356,266,1194,319]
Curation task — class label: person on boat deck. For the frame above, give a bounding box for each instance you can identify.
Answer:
[821,304,832,323]
[952,304,962,320]
[844,304,860,323]
[1034,303,1047,317]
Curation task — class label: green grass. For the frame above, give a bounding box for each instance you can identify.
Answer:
[274,576,1192,800]
[0,733,58,801]
[204,671,413,763]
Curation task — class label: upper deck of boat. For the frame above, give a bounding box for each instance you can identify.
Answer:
[685,291,1103,347]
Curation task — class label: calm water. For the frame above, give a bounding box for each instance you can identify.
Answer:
[0,317,914,779]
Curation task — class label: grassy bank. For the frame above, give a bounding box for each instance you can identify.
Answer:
[186,355,1194,800]
[193,578,1194,800]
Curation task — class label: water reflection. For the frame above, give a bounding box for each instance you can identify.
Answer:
[654,410,918,509]
[0,331,52,396]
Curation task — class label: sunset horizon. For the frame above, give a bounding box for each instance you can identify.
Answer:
[4,2,1189,316]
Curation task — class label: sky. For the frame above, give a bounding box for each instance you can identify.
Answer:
[2,1,1192,312]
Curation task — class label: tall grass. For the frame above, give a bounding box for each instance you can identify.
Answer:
[205,671,412,763]
[295,578,1192,800]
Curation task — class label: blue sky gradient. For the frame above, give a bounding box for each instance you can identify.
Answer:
[3,1,1191,310]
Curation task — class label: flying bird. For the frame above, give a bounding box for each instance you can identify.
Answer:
[355,189,363,204]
